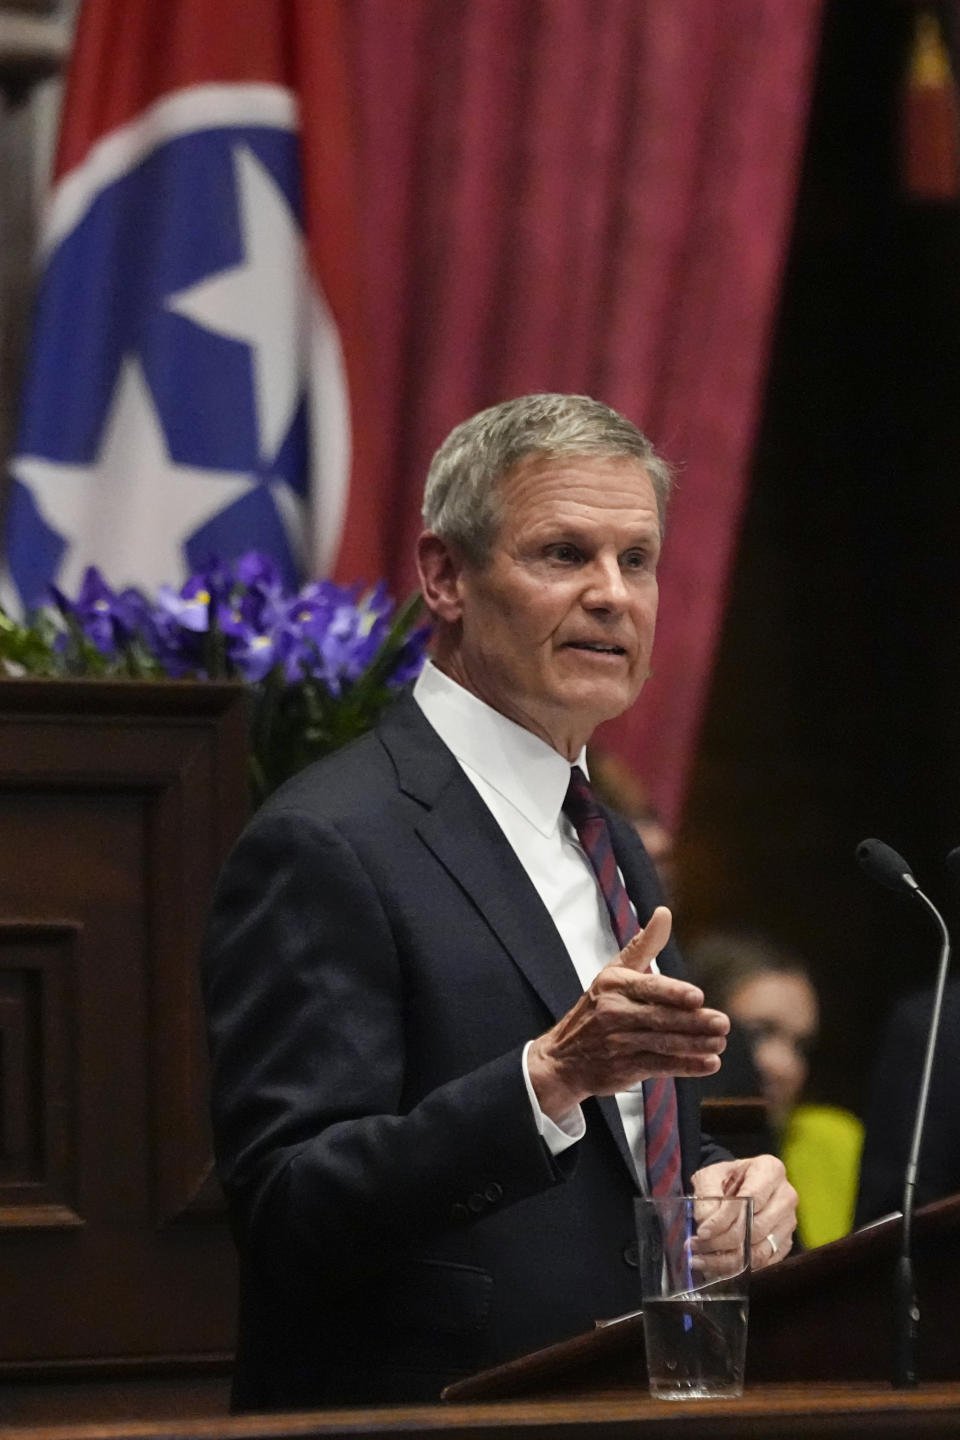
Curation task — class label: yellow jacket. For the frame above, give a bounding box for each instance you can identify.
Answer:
[781,1104,864,1249]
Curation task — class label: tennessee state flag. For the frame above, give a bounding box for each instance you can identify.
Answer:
[1,0,376,612]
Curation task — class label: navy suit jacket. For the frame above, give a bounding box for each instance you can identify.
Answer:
[202,693,728,1409]
[856,979,960,1226]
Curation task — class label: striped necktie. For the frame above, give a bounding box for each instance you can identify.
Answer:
[563,764,682,1196]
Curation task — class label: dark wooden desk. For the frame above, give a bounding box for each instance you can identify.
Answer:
[6,1384,960,1440]
[0,680,249,1385]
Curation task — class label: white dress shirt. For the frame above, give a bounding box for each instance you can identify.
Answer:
[413,660,649,1181]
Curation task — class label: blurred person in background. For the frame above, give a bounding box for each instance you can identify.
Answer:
[686,932,863,1249]
[856,977,960,1225]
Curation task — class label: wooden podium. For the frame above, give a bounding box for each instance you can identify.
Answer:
[442,1193,960,1402]
[0,679,249,1407]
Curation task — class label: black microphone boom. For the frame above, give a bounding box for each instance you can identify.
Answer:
[856,837,952,1389]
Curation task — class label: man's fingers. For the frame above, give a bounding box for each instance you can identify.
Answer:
[601,1053,723,1084]
[530,929,734,1110]
[731,1155,792,1219]
[616,1026,727,1056]
[596,981,729,1038]
[554,998,728,1056]
[599,966,714,1015]
[693,1196,752,1247]
[687,1245,750,1283]
[691,1157,798,1271]
[638,1054,722,1080]
[619,905,673,973]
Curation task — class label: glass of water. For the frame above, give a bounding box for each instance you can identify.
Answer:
[634,1194,752,1400]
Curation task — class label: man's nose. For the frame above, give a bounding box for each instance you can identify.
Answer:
[582,556,628,608]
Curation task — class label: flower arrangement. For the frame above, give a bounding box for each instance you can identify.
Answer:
[0,553,430,805]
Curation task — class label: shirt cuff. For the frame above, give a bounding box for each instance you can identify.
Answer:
[522,1040,586,1155]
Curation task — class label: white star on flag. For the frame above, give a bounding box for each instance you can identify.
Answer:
[166,143,310,465]
[10,359,257,597]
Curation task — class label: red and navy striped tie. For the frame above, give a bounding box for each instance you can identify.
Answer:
[563,765,682,1197]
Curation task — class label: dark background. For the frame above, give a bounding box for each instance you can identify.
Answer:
[679,0,960,1115]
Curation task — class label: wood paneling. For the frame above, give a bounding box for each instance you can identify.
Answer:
[0,920,80,1227]
[0,680,248,1377]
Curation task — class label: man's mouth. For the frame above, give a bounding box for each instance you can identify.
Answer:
[564,640,628,657]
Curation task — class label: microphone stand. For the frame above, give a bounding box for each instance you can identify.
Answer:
[894,879,952,1388]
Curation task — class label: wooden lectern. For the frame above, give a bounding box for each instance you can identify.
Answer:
[0,679,248,1410]
[442,1193,960,1401]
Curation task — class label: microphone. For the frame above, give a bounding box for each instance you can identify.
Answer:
[945,846,960,885]
[856,838,952,1388]
[855,837,920,895]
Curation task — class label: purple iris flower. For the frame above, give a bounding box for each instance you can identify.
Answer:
[22,549,427,804]
[149,559,230,667]
[155,575,215,634]
[279,591,333,683]
[49,566,146,657]
[389,624,432,687]
[43,549,423,710]
[234,551,284,592]
[187,555,236,609]
[227,626,283,683]
[115,586,154,631]
[149,615,208,676]
[215,554,287,656]
[283,582,389,692]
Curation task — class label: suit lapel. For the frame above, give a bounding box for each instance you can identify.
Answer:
[378,694,641,1187]
[379,694,583,1022]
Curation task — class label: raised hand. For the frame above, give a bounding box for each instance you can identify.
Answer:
[527,906,729,1122]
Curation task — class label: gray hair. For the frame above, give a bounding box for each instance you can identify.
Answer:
[421,394,673,565]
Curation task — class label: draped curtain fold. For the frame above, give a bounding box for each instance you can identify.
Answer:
[338,0,824,828]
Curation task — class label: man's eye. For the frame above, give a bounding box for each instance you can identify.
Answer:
[548,545,580,563]
[622,550,649,570]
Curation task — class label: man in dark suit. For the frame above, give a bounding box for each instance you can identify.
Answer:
[856,979,960,1225]
[202,394,797,1411]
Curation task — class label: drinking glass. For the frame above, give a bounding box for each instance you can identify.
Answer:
[634,1194,752,1400]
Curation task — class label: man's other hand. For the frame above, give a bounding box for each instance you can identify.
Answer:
[692,1154,798,1269]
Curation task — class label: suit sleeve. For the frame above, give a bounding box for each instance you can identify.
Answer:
[202,806,567,1295]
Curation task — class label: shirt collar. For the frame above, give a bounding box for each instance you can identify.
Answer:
[413,660,585,837]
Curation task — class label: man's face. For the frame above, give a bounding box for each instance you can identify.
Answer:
[430,453,662,758]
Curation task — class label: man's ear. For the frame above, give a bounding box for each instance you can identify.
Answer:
[416,531,467,623]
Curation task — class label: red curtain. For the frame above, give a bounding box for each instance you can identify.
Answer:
[335,0,824,829]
